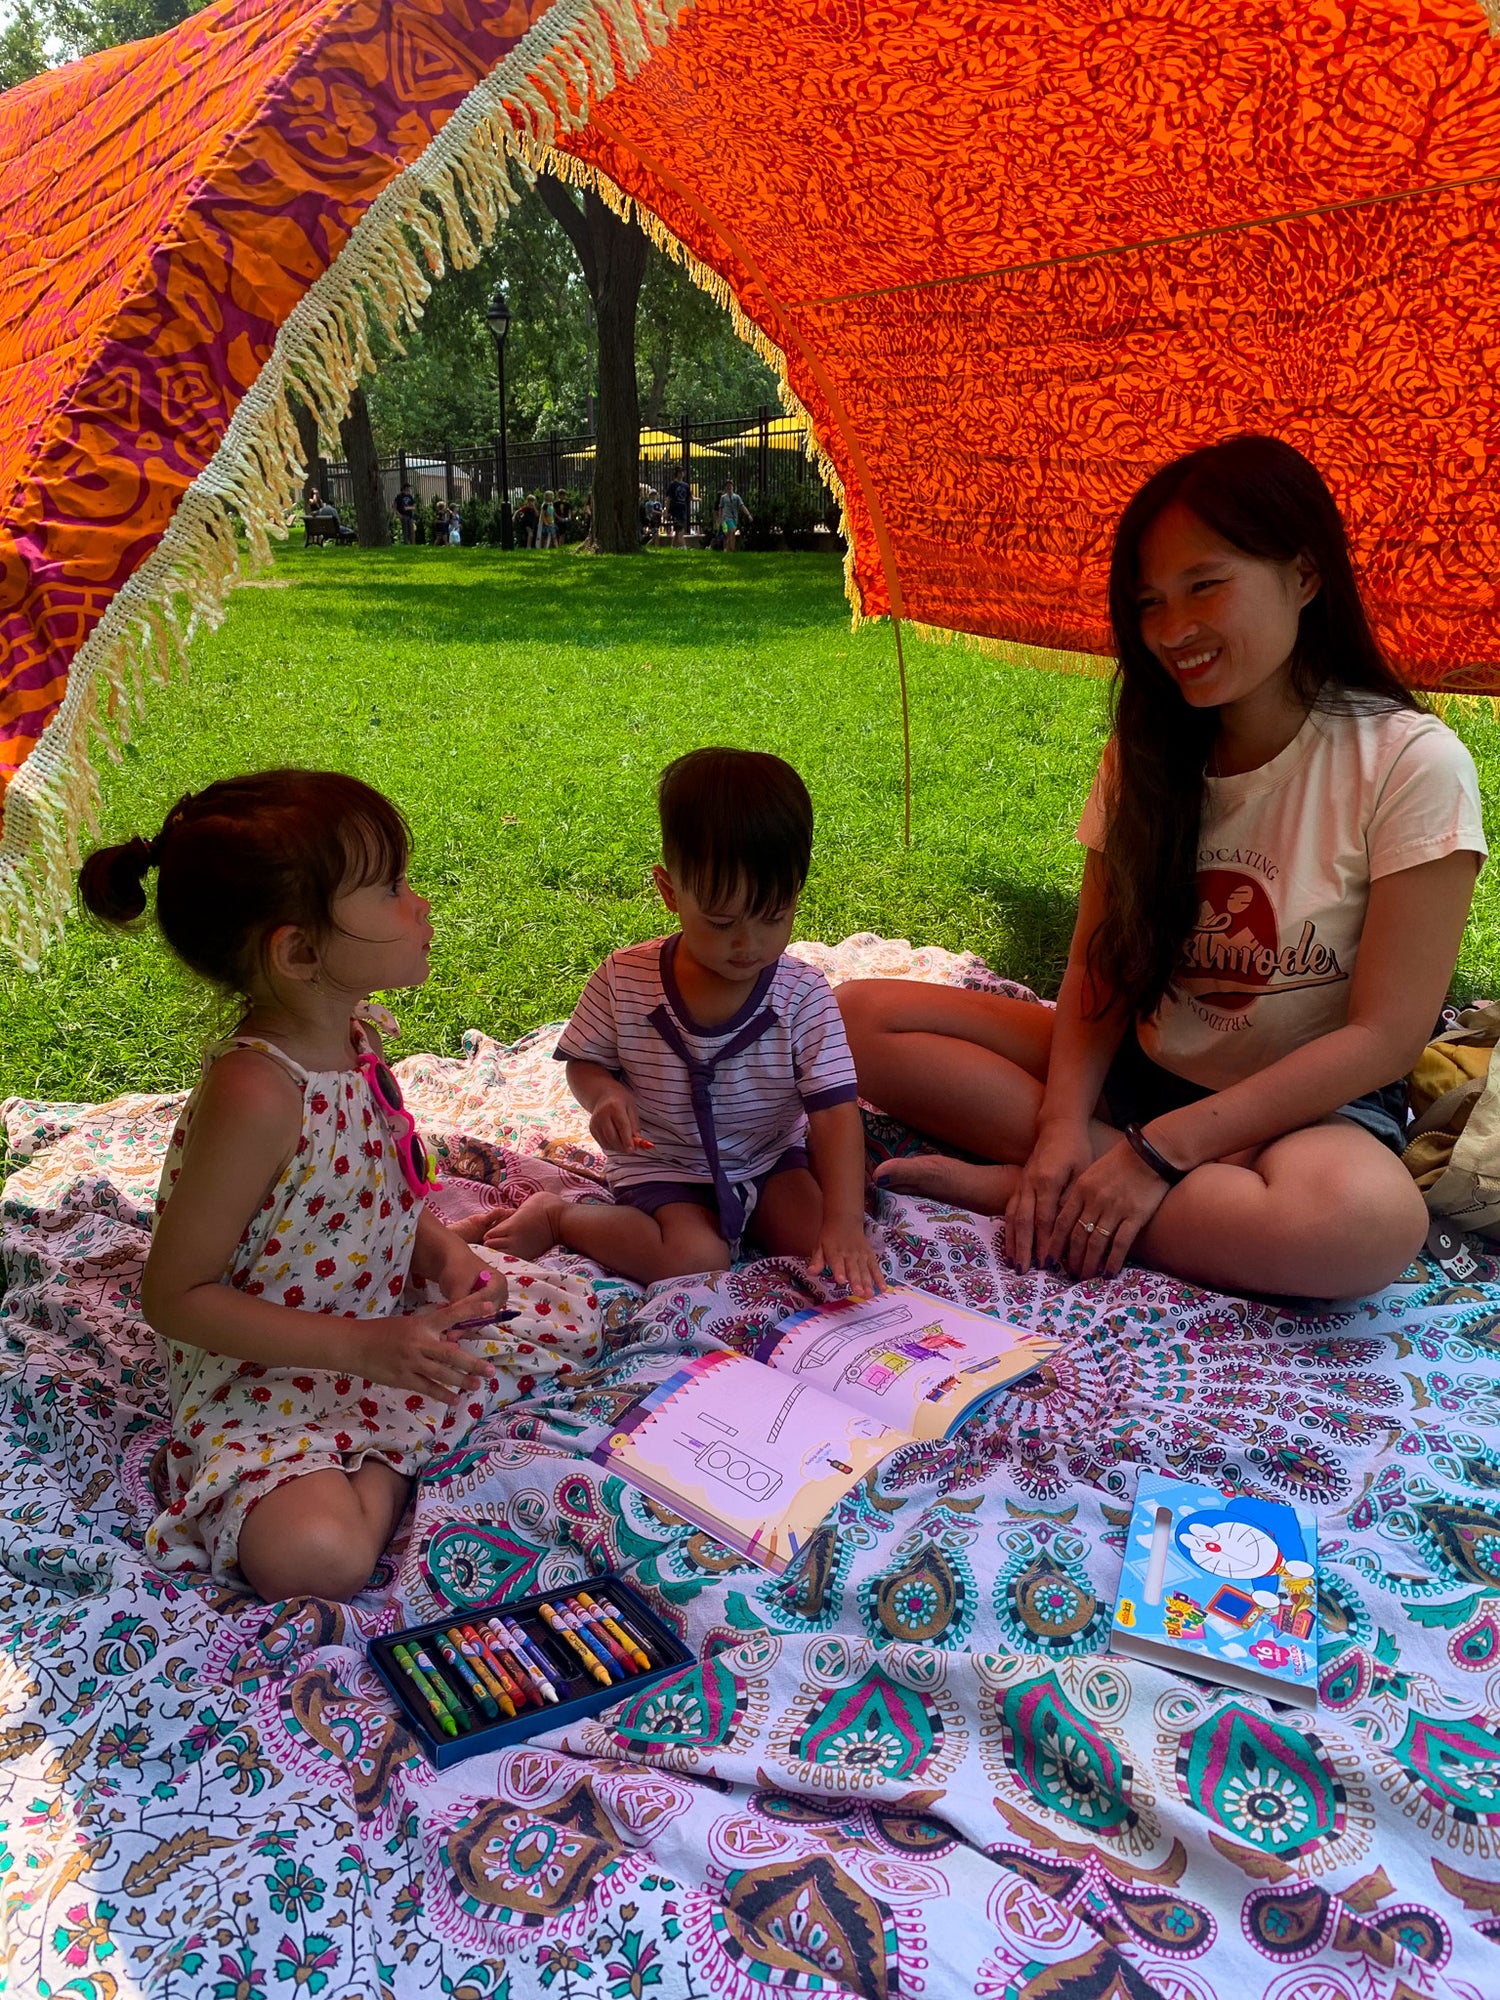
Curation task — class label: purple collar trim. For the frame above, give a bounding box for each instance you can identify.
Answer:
[659,932,778,1038]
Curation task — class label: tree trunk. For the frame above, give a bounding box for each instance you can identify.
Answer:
[339,385,391,546]
[537,174,648,554]
[289,394,322,508]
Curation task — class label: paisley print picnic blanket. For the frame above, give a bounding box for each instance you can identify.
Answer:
[4,936,1500,2000]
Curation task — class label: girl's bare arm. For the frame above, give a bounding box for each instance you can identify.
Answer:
[142,1051,491,1398]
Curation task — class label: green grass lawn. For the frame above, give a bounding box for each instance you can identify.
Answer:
[4,544,1499,1106]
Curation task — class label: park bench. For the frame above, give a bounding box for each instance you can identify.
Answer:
[304,512,356,546]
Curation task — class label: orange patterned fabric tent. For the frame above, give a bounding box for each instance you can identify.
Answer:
[2,0,1500,957]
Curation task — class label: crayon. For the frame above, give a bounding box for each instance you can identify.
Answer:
[597,1598,660,1663]
[432,1632,500,1719]
[393,1643,458,1738]
[537,1600,614,1687]
[462,1624,533,1710]
[406,1641,472,1731]
[455,1623,515,1705]
[449,1308,523,1333]
[492,1617,560,1704]
[554,1602,626,1682]
[496,1614,556,1684]
[566,1597,633,1672]
[576,1590,652,1672]
[473,1622,542,1708]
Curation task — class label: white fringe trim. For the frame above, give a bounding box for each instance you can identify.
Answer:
[0,0,689,968]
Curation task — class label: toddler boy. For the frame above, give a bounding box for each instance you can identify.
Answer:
[476,748,880,1293]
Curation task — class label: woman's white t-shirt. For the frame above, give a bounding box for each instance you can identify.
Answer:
[1076,701,1488,1091]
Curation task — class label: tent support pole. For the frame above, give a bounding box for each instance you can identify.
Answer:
[893,614,912,847]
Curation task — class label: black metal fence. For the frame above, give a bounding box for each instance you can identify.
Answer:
[316,407,842,541]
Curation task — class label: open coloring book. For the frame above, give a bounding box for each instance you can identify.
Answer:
[593,1286,1055,1572]
[1110,1471,1319,1706]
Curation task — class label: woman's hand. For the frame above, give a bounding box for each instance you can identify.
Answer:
[354,1293,497,1405]
[1047,1138,1171,1279]
[1004,1121,1097,1272]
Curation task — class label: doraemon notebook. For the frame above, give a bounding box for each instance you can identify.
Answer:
[1110,1472,1318,1707]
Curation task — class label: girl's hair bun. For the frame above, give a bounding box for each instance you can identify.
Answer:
[78,836,156,925]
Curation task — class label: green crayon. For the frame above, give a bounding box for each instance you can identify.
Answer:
[409,1641,473,1730]
[393,1643,457,1739]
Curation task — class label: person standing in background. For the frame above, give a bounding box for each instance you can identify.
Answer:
[716,481,752,553]
[665,469,692,546]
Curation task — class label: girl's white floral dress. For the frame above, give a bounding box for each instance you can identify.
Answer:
[147,1012,601,1580]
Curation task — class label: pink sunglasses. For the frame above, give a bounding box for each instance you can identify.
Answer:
[358,1053,439,1199]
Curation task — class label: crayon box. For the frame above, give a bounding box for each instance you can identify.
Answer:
[369,1572,693,1768]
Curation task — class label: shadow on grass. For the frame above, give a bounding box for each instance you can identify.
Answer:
[967,871,1077,997]
[276,551,848,647]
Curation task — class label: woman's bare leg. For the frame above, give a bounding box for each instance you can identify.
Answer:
[237,1462,411,1603]
[837,979,1063,1211]
[1133,1120,1428,1300]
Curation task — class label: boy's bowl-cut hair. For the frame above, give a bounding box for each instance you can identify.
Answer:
[658,748,813,919]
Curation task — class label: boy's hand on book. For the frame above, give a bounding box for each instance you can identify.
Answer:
[588,1085,651,1155]
[808,1223,883,1298]
[354,1296,495,1405]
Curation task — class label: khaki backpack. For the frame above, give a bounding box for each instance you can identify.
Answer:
[1403,1003,1500,1240]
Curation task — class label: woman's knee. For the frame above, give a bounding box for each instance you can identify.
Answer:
[1273,1148,1428,1296]
[835,977,899,1048]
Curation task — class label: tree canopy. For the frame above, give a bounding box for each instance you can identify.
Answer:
[366,186,778,453]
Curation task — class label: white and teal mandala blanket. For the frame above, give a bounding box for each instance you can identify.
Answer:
[4,937,1500,2000]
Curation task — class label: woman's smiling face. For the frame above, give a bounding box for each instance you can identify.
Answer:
[1134,500,1320,711]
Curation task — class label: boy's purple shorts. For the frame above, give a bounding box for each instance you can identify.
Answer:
[614,1146,809,1222]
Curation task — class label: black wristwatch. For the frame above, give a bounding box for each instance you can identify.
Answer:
[1125,1122,1189,1187]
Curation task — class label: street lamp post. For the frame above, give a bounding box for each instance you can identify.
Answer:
[485,287,514,551]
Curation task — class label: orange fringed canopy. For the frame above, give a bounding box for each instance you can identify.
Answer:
[2,0,1500,956]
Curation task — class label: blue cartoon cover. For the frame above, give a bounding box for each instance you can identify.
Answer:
[1110,1472,1318,1707]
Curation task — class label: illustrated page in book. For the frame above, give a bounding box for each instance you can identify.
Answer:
[1111,1471,1319,1707]
[752,1285,1055,1440]
[592,1348,906,1573]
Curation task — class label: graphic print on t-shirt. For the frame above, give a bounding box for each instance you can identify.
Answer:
[1179,865,1347,1025]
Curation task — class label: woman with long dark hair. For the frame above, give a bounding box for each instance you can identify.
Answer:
[840,436,1487,1299]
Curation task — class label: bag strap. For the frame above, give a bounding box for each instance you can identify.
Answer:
[1426,1001,1500,1051]
[1407,1075,1488,1144]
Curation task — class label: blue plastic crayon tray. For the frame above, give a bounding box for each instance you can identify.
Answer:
[369,1571,692,1769]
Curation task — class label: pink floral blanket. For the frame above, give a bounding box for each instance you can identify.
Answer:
[3,937,1500,2000]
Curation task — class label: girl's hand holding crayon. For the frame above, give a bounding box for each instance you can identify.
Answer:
[354,1293,500,1405]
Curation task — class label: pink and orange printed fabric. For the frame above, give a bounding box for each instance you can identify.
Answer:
[0,0,549,803]
[560,0,1500,685]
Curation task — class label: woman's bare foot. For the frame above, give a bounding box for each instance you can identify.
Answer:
[872,1155,1019,1215]
[485,1192,564,1260]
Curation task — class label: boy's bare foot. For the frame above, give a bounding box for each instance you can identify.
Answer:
[872,1156,1019,1216]
[485,1192,564,1260]
[448,1211,493,1243]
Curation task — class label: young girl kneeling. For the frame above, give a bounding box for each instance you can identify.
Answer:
[83,771,556,1603]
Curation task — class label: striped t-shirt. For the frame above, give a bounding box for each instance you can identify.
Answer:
[554,935,860,1192]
